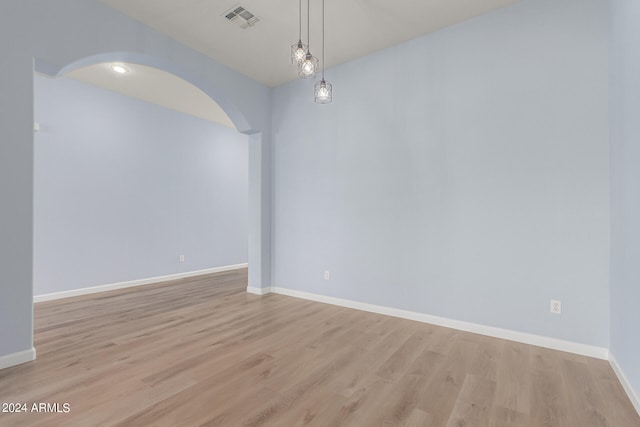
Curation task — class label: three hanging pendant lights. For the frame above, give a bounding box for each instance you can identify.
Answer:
[290,0,332,103]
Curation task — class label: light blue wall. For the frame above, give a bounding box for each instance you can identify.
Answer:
[33,75,248,295]
[272,0,610,347]
[610,0,640,399]
[0,0,270,362]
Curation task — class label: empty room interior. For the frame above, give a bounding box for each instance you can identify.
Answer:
[1,0,639,425]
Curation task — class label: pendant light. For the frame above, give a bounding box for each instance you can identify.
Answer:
[314,0,332,103]
[298,0,318,79]
[290,0,307,65]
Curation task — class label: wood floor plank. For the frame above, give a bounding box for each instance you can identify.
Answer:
[529,356,571,426]
[0,268,637,426]
[360,373,430,426]
[445,374,497,427]
[404,408,433,427]
[468,335,504,380]
[494,341,531,415]
[415,338,478,426]
[488,406,529,427]
[561,358,610,427]
[320,375,395,427]
[376,330,430,382]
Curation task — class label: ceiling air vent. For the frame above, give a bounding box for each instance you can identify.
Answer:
[223,5,260,29]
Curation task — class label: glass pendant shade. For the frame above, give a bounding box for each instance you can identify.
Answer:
[291,40,308,64]
[298,52,319,79]
[314,79,332,103]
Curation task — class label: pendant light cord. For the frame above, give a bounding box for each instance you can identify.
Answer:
[322,0,325,79]
[298,0,302,40]
[307,0,311,51]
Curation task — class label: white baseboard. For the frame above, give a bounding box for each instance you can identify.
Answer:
[0,348,36,370]
[246,286,271,295]
[609,353,640,416]
[34,263,248,303]
[267,286,609,360]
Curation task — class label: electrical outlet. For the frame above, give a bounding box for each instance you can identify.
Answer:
[324,270,330,281]
[179,255,185,263]
[550,300,561,314]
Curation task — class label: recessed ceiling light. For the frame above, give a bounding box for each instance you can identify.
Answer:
[111,64,129,74]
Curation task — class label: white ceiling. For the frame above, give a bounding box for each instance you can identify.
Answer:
[66,62,235,128]
[66,1,520,126]
[101,0,521,87]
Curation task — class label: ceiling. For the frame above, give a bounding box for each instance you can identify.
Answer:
[100,0,521,87]
[63,1,520,126]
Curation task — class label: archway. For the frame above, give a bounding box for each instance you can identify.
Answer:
[51,52,252,133]
[34,51,270,298]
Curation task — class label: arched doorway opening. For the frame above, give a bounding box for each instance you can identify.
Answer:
[31,51,269,311]
[34,59,252,298]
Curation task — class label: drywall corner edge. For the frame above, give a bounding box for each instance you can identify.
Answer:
[246,286,273,295]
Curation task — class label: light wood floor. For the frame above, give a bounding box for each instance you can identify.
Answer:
[0,269,638,426]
